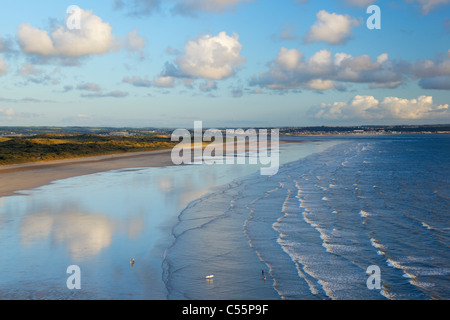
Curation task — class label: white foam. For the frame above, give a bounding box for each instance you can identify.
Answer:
[421,222,434,230]
[370,238,386,251]
[360,210,370,218]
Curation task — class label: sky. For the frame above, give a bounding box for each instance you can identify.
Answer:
[0,0,449,128]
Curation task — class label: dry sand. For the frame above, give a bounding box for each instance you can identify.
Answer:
[0,149,175,197]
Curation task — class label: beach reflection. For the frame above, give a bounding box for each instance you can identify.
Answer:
[20,210,115,260]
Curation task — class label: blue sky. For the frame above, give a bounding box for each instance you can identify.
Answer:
[0,0,449,128]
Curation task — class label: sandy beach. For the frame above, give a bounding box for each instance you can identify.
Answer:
[0,138,289,198]
[0,149,175,197]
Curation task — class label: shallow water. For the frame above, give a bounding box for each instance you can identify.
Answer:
[0,140,334,299]
[165,134,449,300]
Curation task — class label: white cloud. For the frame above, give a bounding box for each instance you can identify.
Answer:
[310,95,449,120]
[305,79,338,90]
[276,47,303,70]
[412,50,450,78]
[251,48,402,90]
[0,56,7,76]
[121,29,147,58]
[153,75,175,88]
[17,9,116,58]
[304,10,361,45]
[252,48,450,91]
[176,31,245,80]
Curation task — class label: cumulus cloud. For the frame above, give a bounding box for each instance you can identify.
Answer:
[175,31,245,80]
[305,79,339,90]
[154,31,244,87]
[120,29,147,58]
[411,49,450,89]
[251,48,450,91]
[250,47,403,91]
[309,95,449,120]
[17,9,116,58]
[276,47,303,70]
[304,10,361,45]
[411,50,450,78]
[419,75,450,89]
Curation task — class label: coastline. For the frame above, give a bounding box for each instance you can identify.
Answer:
[0,139,293,198]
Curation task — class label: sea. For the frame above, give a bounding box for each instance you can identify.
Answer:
[0,134,448,300]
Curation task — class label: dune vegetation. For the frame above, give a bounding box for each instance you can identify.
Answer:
[0,134,178,165]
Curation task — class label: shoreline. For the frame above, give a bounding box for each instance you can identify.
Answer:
[0,140,294,198]
[0,148,175,197]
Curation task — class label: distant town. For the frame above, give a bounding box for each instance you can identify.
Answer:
[0,124,449,138]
